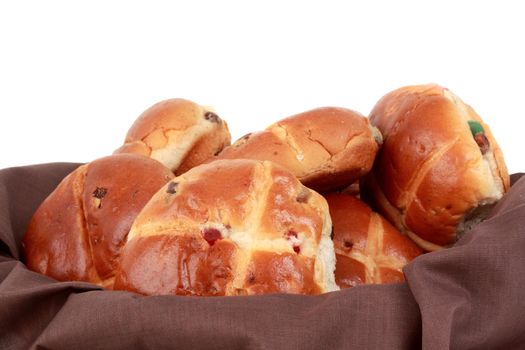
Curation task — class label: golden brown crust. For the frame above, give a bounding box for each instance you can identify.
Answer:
[216,131,304,176]
[243,251,321,295]
[325,193,422,288]
[82,154,174,282]
[115,98,231,174]
[114,159,337,296]
[175,129,231,176]
[114,235,236,296]
[213,107,380,192]
[258,166,324,242]
[23,165,101,284]
[113,141,150,157]
[125,99,202,141]
[23,154,174,288]
[334,254,366,288]
[367,84,510,249]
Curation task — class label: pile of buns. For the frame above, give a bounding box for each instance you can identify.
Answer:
[22,85,510,296]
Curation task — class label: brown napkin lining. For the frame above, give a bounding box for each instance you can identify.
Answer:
[1,163,524,350]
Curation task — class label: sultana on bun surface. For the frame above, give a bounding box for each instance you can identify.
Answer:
[325,193,422,288]
[212,107,382,192]
[364,84,510,251]
[113,159,338,296]
[23,154,174,288]
[115,98,231,175]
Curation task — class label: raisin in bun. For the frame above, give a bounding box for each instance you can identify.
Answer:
[23,154,174,288]
[115,98,231,175]
[326,193,421,288]
[113,159,338,296]
[212,107,382,192]
[363,84,510,251]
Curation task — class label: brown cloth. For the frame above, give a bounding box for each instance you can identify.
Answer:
[0,163,524,350]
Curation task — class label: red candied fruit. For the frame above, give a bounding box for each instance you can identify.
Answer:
[202,228,222,246]
[285,230,298,239]
[285,230,301,254]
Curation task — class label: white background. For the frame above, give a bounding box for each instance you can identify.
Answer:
[1,1,523,174]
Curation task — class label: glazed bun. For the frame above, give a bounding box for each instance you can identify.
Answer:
[115,98,231,175]
[326,193,421,288]
[364,84,510,251]
[114,159,338,296]
[23,154,174,288]
[213,107,382,192]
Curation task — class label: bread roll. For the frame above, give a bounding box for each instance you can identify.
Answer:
[326,193,421,288]
[115,98,231,175]
[23,154,174,288]
[113,159,338,296]
[212,107,382,192]
[364,84,510,251]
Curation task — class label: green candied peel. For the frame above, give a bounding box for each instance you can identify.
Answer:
[468,120,485,136]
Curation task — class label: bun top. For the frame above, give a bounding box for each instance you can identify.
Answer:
[326,193,421,288]
[368,84,509,248]
[215,107,381,191]
[114,159,337,296]
[116,98,231,174]
[23,153,174,287]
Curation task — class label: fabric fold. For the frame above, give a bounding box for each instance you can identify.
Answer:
[404,174,525,350]
[1,163,523,349]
